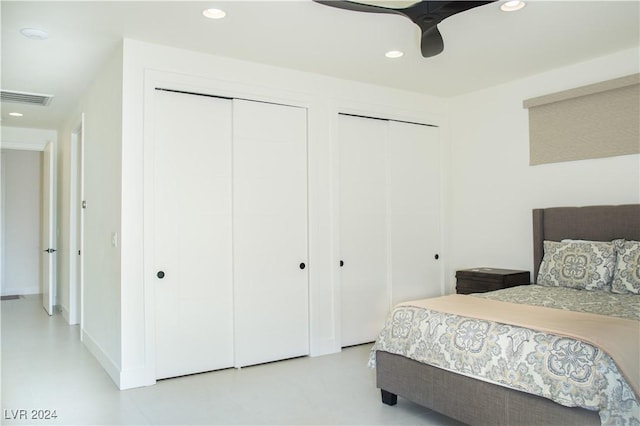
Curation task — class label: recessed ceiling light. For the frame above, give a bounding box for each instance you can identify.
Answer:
[202,8,226,19]
[20,27,49,40]
[385,50,404,59]
[500,1,526,12]
[9,112,24,117]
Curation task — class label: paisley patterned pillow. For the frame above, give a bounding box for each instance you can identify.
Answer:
[611,239,640,294]
[537,240,616,290]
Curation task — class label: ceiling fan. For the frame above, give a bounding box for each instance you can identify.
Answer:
[313,1,496,57]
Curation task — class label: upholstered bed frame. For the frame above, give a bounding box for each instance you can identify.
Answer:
[376,204,640,426]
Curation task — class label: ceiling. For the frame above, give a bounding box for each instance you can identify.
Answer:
[2,0,639,130]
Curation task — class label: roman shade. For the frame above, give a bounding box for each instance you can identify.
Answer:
[524,74,640,166]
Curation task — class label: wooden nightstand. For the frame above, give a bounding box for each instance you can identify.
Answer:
[455,268,530,294]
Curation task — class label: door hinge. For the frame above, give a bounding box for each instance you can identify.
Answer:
[82,200,87,209]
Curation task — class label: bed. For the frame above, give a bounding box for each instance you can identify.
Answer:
[371,204,640,425]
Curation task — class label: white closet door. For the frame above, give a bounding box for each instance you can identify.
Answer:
[388,121,442,304]
[153,90,234,379]
[233,99,309,367]
[338,114,389,347]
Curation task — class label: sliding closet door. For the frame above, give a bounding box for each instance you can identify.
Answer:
[387,121,442,303]
[153,90,234,379]
[339,114,442,347]
[233,99,309,367]
[338,115,389,347]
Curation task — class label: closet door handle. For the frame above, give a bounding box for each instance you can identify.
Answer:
[299,263,306,270]
[339,260,344,267]
[157,271,165,279]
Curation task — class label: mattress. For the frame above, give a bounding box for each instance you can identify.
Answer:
[369,285,640,425]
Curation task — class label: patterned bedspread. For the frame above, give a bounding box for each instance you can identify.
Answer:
[476,285,640,320]
[369,285,640,425]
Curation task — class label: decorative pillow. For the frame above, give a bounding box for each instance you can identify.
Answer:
[611,239,640,294]
[536,240,616,290]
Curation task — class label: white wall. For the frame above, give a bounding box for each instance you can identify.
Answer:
[1,150,42,295]
[65,37,639,391]
[58,45,124,385]
[119,38,446,389]
[444,47,640,292]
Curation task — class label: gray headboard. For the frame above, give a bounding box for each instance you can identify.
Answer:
[532,204,640,282]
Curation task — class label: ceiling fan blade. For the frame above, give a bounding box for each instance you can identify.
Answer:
[404,1,495,57]
[405,1,495,23]
[313,0,406,16]
[420,26,444,57]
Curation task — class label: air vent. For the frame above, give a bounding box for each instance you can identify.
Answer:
[1,90,53,106]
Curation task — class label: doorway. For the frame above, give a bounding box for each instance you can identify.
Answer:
[0,144,56,313]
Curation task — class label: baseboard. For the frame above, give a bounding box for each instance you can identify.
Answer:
[81,329,156,390]
[1,286,39,296]
[81,329,121,389]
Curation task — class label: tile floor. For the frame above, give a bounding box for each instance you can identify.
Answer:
[1,295,464,425]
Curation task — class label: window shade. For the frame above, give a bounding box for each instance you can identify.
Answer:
[523,74,640,166]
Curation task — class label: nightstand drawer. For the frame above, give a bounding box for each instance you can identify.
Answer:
[455,268,530,294]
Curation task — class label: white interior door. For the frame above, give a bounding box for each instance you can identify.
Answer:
[153,90,234,379]
[338,115,389,347]
[41,142,55,315]
[233,99,309,367]
[387,121,442,303]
